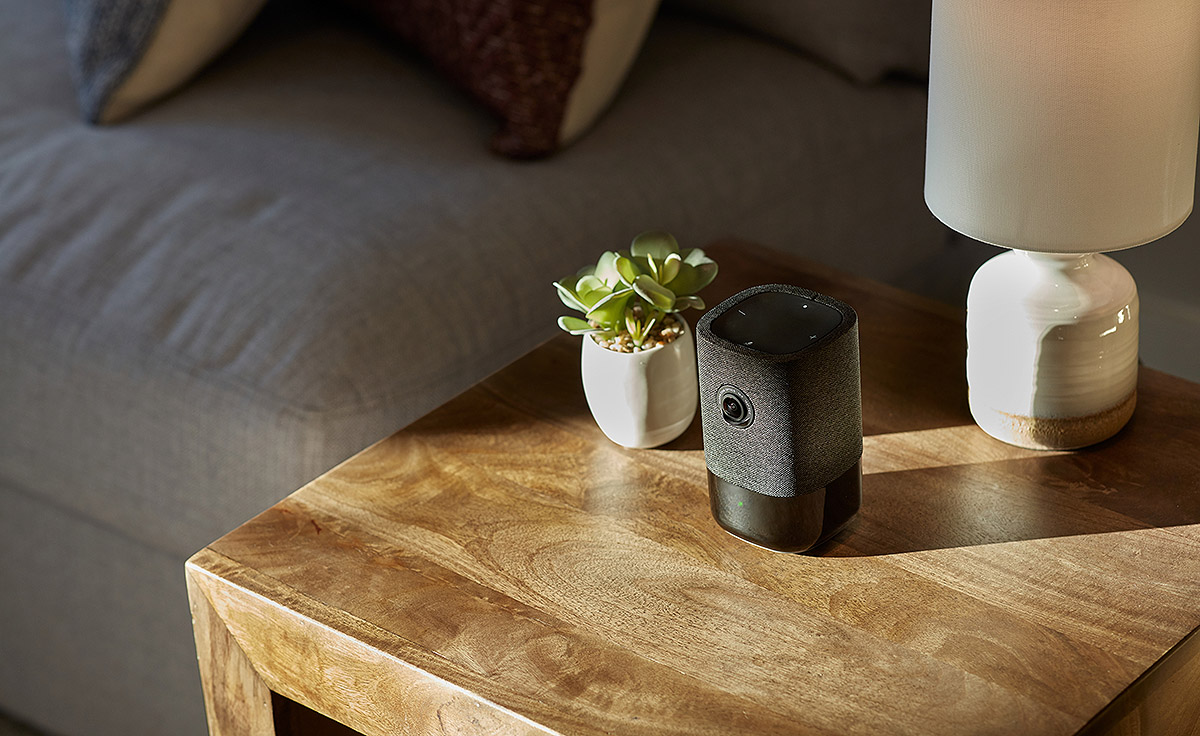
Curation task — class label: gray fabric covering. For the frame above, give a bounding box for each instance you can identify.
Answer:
[0,483,206,736]
[61,0,172,122]
[0,1,963,735]
[668,0,932,82]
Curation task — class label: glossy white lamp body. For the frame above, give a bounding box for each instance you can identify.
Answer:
[966,252,1138,448]
[925,0,1200,448]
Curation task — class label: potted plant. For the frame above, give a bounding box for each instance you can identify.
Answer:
[553,231,718,448]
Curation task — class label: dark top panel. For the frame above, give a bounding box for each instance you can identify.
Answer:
[709,291,844,355]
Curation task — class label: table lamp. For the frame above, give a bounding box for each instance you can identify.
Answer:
[925,0,1200,449]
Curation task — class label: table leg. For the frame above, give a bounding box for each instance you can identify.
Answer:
[187,571,277,736]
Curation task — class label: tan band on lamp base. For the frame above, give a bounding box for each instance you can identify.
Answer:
[970,390,1137,451]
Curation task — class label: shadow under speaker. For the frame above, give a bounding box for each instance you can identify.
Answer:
[696,283,862,553]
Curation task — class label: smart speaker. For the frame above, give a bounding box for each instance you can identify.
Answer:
[696,284,862,553]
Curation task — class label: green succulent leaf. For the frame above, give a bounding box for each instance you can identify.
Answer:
[660,253,681,284]
[578,283,612,309]
[555,230,716,334]
[553,280,587,312]
[586,287,634,327]
[642,315,658,340]
[633,275,675,312]
[661,264,698,296]
[575,274,611,308]
[557,315,598,335]
[646,255,660,282]
[664,261,718,296]
[625,310,642,341]
[575,273,604,295]
[593,251,622,287]
[614,256,641,286]
[691,262,718,291]
[630,230,679,261]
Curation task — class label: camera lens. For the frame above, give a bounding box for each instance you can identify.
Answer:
[722,396,746,423]
[717,386,753,428]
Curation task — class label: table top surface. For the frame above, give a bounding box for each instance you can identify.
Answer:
[190,241,1200,736]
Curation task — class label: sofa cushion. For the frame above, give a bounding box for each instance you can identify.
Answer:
[345,0,661,157]
[63,0,266,122]
[668,0,932,83]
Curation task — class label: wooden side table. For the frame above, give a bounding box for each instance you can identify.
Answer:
[187,241,1200,736]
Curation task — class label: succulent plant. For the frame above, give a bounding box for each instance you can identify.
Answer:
[554,231,718,349]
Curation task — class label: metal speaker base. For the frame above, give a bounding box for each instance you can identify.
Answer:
[708,459,861,553]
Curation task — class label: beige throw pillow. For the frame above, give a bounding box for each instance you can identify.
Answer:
[63,0,268,123]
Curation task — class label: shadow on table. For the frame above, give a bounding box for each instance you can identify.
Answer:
[818,401,1200,557]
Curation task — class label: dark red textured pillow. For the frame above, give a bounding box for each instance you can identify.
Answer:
[348,0,660,158]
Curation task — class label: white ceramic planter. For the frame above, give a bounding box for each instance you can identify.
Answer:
[966,250,1139,449]
[581,318,699,448]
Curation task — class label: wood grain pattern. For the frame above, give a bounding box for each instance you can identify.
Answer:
[187,570,276,736]
[188,552,551,736]
[188,240,1200,735]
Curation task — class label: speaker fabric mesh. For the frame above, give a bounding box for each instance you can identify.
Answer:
[697,284,862,498]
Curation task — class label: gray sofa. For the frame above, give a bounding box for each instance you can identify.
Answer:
[1,1,1196,735]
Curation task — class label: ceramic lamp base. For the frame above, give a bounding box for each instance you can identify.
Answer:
[966,250,1139,450]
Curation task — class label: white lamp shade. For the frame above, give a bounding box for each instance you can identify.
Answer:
[925,0,1200,253]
